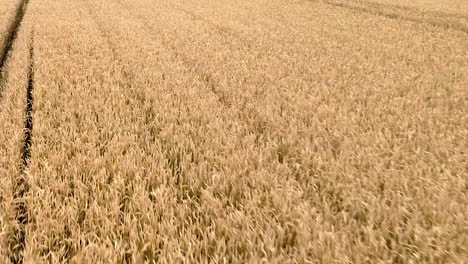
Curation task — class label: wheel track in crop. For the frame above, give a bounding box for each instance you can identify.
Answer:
[324,0,468,33]
[9,31,34,264]
[336,0,468,19]
[0,0,30,91]
[114,0,295,153]
[115,0,280,119]
[168,4,256,50]
[0,0,33,262]
[115,0,236,109]
[80,2,228,260]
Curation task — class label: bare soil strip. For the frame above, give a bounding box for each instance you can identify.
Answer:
[325,0,468,33]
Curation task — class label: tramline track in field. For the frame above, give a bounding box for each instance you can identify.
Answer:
[9,35,34,264]
[0,0,30,77]
[324,0,468,33]
[0,0,33,263]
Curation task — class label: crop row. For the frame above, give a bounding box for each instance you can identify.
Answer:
[0,0,466,262]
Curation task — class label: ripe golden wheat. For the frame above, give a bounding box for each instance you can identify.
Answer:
[0,0,467,263]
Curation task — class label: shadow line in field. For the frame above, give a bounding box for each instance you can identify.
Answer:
[324,0,468,33]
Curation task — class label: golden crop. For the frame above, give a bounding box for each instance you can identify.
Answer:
[0,0,467,263]
[359,0,468,15]
[0,0,22,60]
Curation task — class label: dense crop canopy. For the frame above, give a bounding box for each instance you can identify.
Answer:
[0,0,467,263]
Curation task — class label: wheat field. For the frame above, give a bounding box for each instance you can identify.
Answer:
[0,0,467,263]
